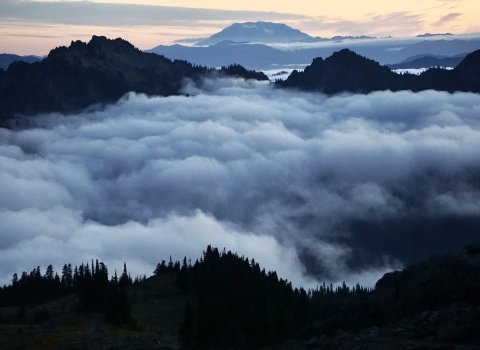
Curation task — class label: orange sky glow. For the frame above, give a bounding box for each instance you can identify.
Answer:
[0,0,479,55]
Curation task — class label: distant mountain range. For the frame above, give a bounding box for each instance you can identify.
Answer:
[387,53,468,70]
[0,36,267,125]
[277,48,480,94]
[0,53,42,70]
[154,22,480,70]
[149,37,480,70]
[189,22,375,46]
[147,41,294,70]
[416,33,453,38]
[2,36,479,126]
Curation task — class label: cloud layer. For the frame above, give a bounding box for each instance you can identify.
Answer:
[2,79,480,288]
[0,0,305,27]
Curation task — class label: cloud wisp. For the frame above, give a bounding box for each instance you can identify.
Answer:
[0,0,306,27]
[298,12,427,38]
[1,79,480,288]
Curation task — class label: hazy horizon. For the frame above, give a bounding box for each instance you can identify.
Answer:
[1,0,479,55]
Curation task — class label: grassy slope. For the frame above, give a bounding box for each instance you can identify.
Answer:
[0,274,189,349]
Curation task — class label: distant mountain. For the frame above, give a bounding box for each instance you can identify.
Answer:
[193,22,375,46]
[326,35,375,42]
[0,36,267,125]
[0,54,42,70]
[416,33,453,38]
[147,41,294,70]
[195,22,312,46]
[277,48,480,94]
[147,36,480,70]
[397,54,449,63]
[387,53,467,69]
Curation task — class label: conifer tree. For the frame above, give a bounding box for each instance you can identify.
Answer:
[178,257,190,294]
[179,301,195,349]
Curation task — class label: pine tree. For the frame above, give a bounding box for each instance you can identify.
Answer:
[179,301,195,349]
[178,257,190,294]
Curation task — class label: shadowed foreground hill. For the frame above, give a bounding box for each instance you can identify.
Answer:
[0,36,268,125]
[1,245,480,349]
[277,48,480,94]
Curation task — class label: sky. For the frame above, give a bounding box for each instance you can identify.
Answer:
[1,0,479,55]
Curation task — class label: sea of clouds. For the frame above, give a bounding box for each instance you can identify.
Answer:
[1,78,480,288]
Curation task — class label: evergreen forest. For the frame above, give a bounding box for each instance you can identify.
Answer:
[0,245,372,349]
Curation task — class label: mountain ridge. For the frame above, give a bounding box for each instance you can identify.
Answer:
[149,37,480,70]
[0,36,268,125]
[277,48,480,94]
[387,54,466,69]
[0,53,42,70]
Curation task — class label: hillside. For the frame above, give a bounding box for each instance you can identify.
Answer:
[1,244,480,349]
[0,36,268,125]
[277,48,480,94]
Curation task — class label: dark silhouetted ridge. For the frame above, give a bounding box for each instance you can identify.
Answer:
[0,54,42,70]
[277,48,480,95]
[0,36,267,126]
[279,49,398,94]
[387,54,466,69]
[220,63,268,80]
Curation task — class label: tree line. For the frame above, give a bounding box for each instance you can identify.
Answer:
[0,246,373,349]
[0,260,135,325]
[173,245,373,349]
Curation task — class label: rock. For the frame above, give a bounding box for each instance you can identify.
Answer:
[333,329,351,340]
[421,310,432,321]
[41,322,58,331]
[380,323,396,336]
[305,335,325,349]
[358,326,380,341]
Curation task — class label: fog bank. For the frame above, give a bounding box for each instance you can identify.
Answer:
[2,79,480,287]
